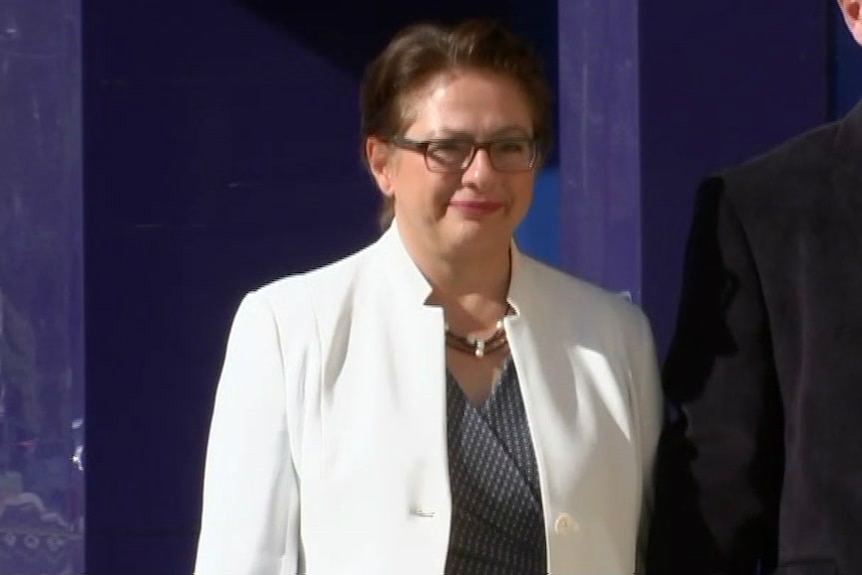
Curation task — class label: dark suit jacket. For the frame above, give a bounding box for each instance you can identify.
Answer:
[647,99,862,575]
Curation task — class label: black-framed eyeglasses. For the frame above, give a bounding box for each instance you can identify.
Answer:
[390,135,538,173]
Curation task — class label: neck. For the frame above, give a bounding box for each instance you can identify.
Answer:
[402,231,512,336]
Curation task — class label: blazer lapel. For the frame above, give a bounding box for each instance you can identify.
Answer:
[371,224,452,525]
[504,251,584,551]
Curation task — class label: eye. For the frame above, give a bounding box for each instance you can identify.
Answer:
[495,139,530,154]
[429,139,470,152]
[426,140,472,163]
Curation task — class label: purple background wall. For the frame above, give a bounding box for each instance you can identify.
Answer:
[0,0,84,572]
[2,1,860,574]
[640,3,831,357]
[558,1,641,302]
[559,1,830,358]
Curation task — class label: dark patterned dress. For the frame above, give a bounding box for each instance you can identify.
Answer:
[444,356,548,575]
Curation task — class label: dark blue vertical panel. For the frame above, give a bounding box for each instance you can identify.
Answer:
[0,0,84,573]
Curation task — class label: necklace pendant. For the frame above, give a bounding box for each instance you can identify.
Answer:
[475,340,485,358]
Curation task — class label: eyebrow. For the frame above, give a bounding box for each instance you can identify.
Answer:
[425,126,532,139]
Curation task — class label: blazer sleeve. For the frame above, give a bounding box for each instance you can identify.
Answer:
[194,290,303,575]
[646,178,783,574]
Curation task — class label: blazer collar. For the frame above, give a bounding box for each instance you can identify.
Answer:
[375,221,434,305]
[374,219,529,315]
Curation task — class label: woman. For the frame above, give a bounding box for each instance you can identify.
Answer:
[194,18,661,575]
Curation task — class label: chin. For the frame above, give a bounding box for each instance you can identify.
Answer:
[443,219,512,253]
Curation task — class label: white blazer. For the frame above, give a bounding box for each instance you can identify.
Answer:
[194,224,662,575]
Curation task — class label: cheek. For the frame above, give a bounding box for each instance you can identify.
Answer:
[422,174,461,201]
[391,170,456,210]
[512,176,536,203]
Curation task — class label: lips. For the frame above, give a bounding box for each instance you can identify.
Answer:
[448,200,504,215]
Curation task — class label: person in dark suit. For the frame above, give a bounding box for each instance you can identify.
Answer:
[646,2,862,574]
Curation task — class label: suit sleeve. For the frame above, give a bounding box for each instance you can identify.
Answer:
[646,178,783,574]
[194,291,302,575]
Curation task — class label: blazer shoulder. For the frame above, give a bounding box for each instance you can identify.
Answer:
[519,255,650,334]
[518,257,660,435]
[253,242,374,311]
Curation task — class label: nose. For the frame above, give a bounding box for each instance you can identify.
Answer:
[461,147,497,186]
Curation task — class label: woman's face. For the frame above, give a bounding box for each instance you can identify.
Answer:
[370,69,538,262]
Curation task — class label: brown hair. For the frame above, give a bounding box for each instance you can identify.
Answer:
[359,18,553,230]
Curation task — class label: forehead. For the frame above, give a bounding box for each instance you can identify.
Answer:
[401,69,534,136]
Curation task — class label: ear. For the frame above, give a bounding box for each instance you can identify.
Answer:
[838,0,862,45]
[366,137,396,197]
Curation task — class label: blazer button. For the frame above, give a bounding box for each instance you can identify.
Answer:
[554,512,579,534]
